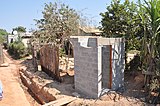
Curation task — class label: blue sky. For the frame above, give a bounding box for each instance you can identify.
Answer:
[0,0,113,32]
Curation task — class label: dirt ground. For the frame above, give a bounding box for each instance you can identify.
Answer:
[0,49,159,106]
[22,56,151,106]
[0,50,39,106]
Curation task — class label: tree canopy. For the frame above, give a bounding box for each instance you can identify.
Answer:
[100,0,160,103]
[100,0,143,50]
[13,26,26,33]
[33,2,80,46]
[0,29,8,43]
[0,29,8,36]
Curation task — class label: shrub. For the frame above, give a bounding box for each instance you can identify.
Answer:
[129,54,141,71]
[59,47,65,57]
[8,41,27,59]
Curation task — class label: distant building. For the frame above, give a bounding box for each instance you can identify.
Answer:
[78,27,102,36]
[63,27,102,57]
[7,32,33,47]
[19,32,33,47]
[7,34,18,44]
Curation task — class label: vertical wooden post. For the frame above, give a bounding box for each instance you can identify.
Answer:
[32,44,38,71]
[55,46,60,80]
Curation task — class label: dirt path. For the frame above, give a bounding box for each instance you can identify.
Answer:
[0,50,30,106]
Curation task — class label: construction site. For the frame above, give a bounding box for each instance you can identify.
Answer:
[0,0,160,105]
[0,36,153,106]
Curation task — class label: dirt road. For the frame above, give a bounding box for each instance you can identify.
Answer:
[0,50,30,106]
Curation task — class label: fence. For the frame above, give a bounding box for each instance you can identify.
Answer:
[40,44,61,82]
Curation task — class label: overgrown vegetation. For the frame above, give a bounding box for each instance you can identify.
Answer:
[32,2,81,70]
[33,2,79,46]
[101,0,160,103]
[13,26,26,33]
[0,29,8,44]
[100,0,143,73]
[100,0,143,51]
[8,41,27,59]
[139,0,160,103]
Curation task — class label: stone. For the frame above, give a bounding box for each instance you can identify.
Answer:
[0,63,9,67]
[72,92,81,98]
[140,97,145,102]
[19,66,27,71]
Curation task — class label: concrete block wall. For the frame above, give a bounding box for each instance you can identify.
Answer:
[71,36,125,98]
[72,38,98,98]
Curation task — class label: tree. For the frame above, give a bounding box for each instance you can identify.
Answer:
[101,0,160,100]
[0,29,8,43]
[100,0,128,37]
[100,0,143,51]
[33,2,80,71]
[13,26,26,33]
[0,29,8,36]
[34,2,79,45]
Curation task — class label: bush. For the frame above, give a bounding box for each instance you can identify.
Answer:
[3,42,8,49]
[8,41,27,59]
[59,47,65,57]
[129,54,141,71]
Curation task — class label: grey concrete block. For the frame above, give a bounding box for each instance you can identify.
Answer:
[88,38,97,47]
[71,36,125,98]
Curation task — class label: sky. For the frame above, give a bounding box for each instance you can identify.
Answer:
[0,0,113,33]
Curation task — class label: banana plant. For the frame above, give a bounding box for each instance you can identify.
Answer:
[139,0,160,103]
[139,0,160,74]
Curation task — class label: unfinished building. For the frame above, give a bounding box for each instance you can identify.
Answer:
[71,36,125,98]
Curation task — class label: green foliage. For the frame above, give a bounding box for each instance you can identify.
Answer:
[139,0,160,103]
[59,48,65,57]
[128,54,141,71]
[0,29,8,43]
[139,0,160,75]
[0,29,8,35]
[13,26,26,33]
[33,2,79,46]
[32,2,80,72]
[100,0,128,37]
[8,41,27,59]
[100,0,143,51]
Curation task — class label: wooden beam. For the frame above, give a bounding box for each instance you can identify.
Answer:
[42,97,76,106]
